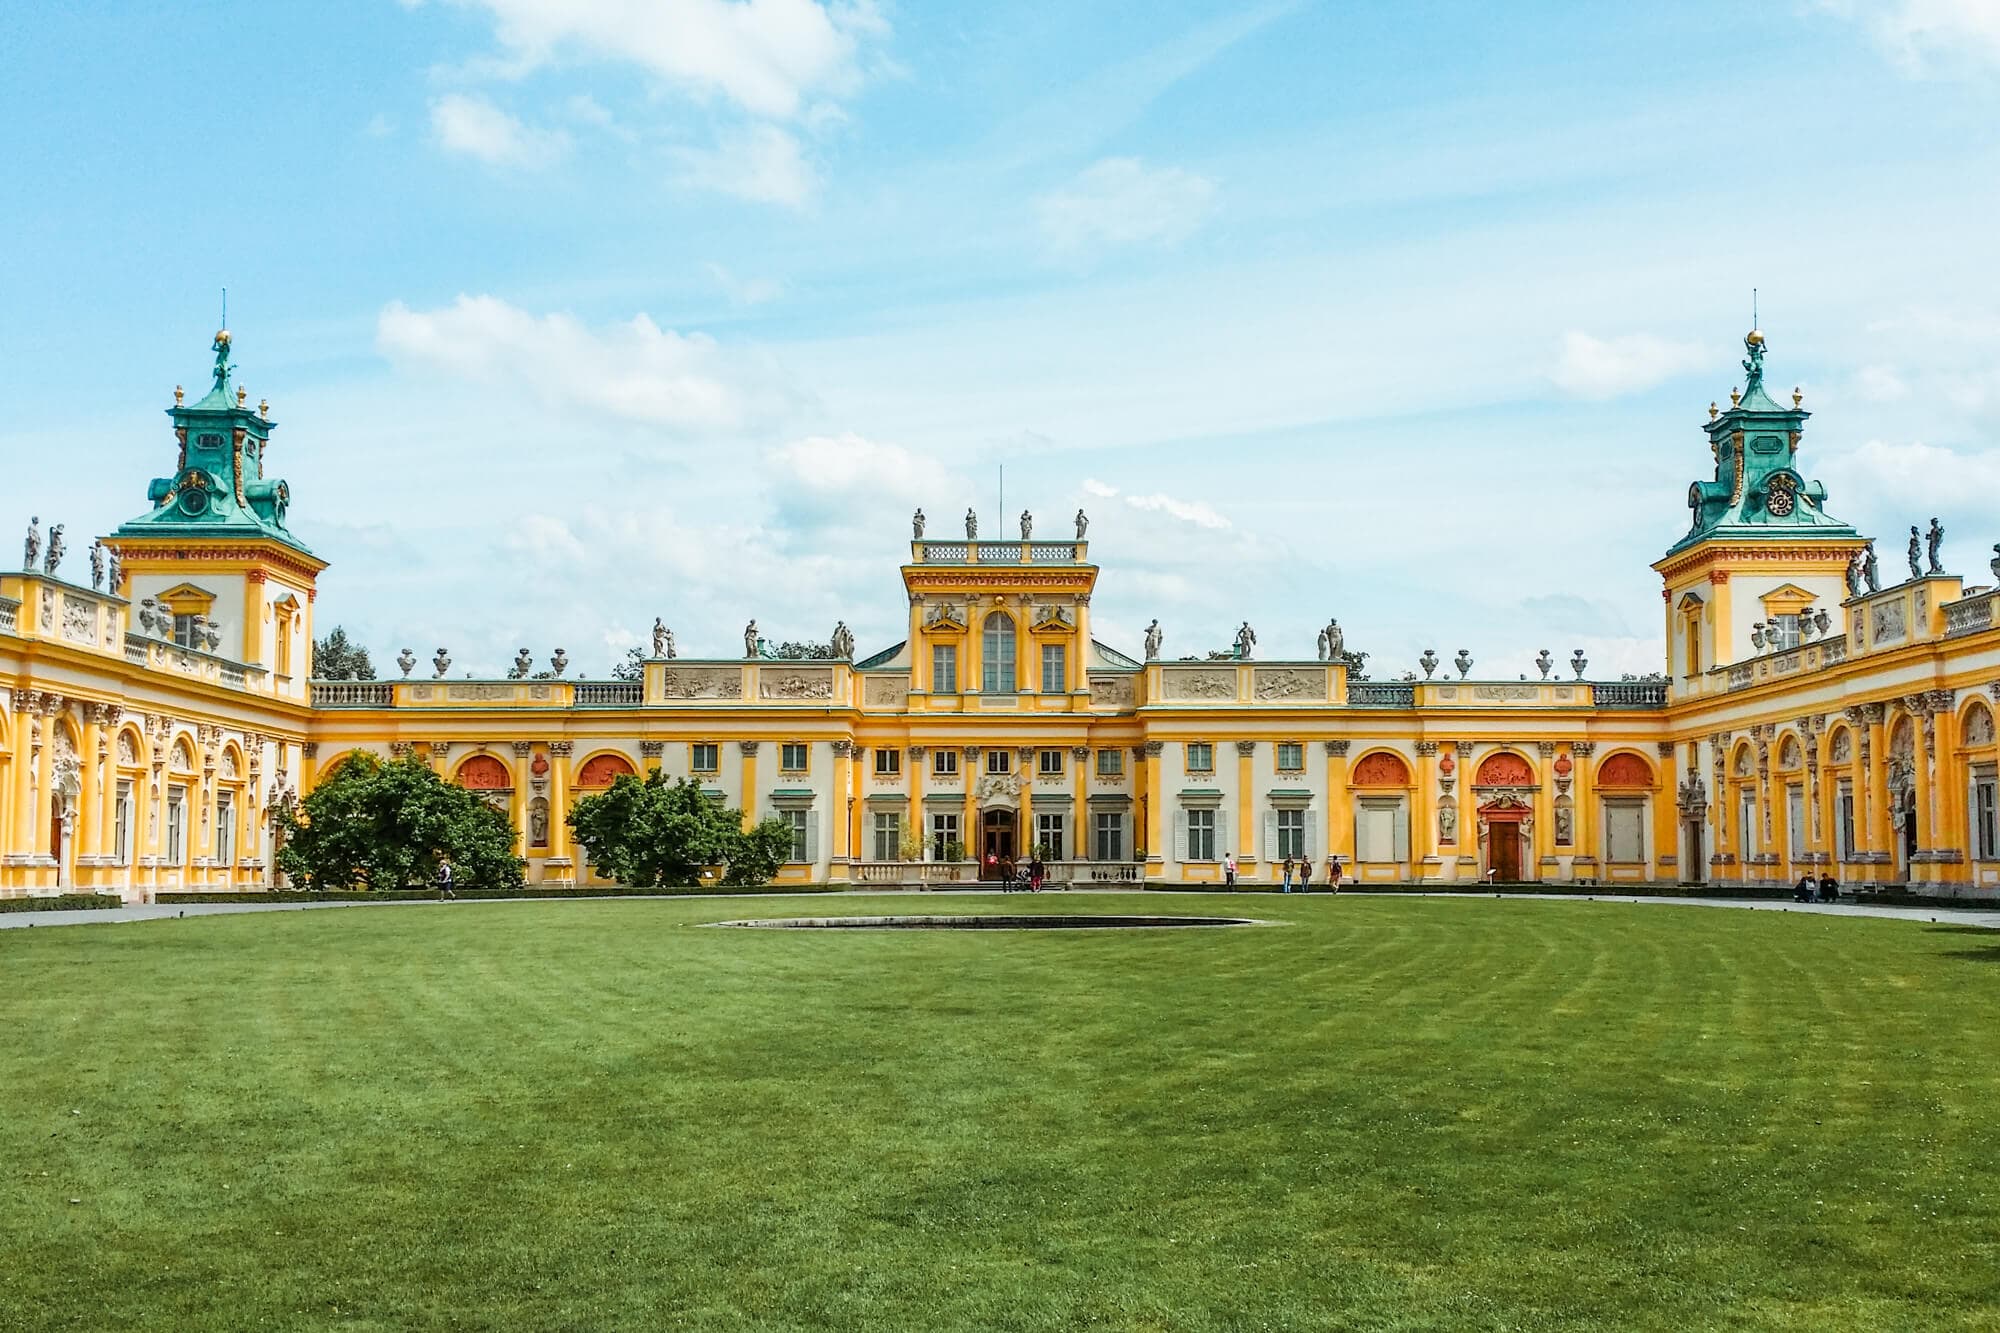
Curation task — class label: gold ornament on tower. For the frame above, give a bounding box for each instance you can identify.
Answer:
[174,385,184,405]
[1792,387,1802,408]
[1745,329,1764,348]
[237,387,248,407]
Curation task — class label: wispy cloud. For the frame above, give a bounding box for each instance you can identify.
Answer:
[671,125,820,208]
[430,93,568,167]
[1035,157,1216,257]
[375,295,801,431]
[1816,0,2000,74]
[1550,331,1709,399]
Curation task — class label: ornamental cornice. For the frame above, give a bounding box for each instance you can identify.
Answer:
[107,535,327,580]
[1235,739,1258,756]
[1652,539,1863,582]
[1325,740,1351,756]
[1415,741,1439,756]
[738,741,759,755]
[831,740,853,756]
[904,572,1095,593]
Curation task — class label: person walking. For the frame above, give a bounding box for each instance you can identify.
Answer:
[1282,855,1295,893]
[437,857,456,900]
[1298,858,1312,892]
[1326,855,1341,894]
[1224,854,1237,888]
[1029,853,1046,893]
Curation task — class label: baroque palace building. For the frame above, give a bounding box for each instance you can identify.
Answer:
[5,327,2000,899]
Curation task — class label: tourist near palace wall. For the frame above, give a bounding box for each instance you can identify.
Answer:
[6,325,2000,900]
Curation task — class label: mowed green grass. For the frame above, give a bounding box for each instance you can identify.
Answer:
[4,896,2000,1331]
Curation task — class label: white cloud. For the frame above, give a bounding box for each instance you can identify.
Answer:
[375,295,799,431]
[1081,477,1120,498]
[1825,438,2000,507]
[1855,364,1911,401]
[1122,491,1231,530]
[670,125,819,207]
[502,513,589,563]
[1549,331,1709,399]
[430,93,568,167]
[1035,157,1216,256]
[1818,0,2000,73]
[767,432,949,505]
[705,263,785,306]
[424,0,885,120]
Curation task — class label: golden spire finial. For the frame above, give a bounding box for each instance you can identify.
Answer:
[1708,401,1718,420]
[174,384,184,406]
[1729,388,1742,408]
[258,398,269,419]
[1792,386,1802,408]
[236,386,247,408]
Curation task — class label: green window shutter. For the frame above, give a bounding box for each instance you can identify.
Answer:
[1173,810,1187,863]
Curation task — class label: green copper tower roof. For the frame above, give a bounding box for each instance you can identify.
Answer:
[1663,330,1856,557]
[115,331,312,555]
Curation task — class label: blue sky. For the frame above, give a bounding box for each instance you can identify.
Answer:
[4,1,1999,678]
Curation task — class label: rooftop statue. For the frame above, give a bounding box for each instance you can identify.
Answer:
[23,516,39,571]
[912,508,925,539]
[1908,526,1923,582]
[43,524,64,577]
[652,618,668,658]
[1863,540,1880,592]
[744,619,760,659]
[1075,508,1089,540]
[964,508,978,540]
[1020,509,1033,540]
[831,620,855,659]
[1143,618,1163,660]
[1927,517,1944,575]
[1234,621,1257,660]
[89,540,106,590]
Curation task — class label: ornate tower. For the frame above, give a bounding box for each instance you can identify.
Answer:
[106,330,325,699]
[1653,329,1861,691]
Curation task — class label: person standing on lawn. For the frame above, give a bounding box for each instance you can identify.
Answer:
[437,857,456,900]
[1298,858,1312,892]
[1224,854,1237,888]
[1282,855,1295,892]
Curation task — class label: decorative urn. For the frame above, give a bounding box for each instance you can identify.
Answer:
[1570,648,1587,679]
[551,648,569,677]
[1419,648,1438,679]
[1535,649,1553,680]
[433,648,451,679]
[1453,649,1473,679]
[397,648,415,678]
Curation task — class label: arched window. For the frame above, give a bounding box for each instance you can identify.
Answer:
[981,612,1016,694]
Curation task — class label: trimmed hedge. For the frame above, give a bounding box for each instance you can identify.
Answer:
[0,893,124,914]
[155,882,846,905]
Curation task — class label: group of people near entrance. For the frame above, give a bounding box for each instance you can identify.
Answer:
[1795,873,1841,903]
[989,853,1048,891]
[1218,855,1344,891]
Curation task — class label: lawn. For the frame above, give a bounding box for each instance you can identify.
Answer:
[3,894,1998,1331]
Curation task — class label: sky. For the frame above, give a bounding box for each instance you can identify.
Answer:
[3,0,1999,680]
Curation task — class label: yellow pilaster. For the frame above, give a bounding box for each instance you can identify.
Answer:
[242,573,267,666]
[1571,744,1595,867]
[1235,740,1255,875]
[1913,707,1935,859]
[77,707,103,870]
[832,741,852,862]
[548,743,573,869]
[1326,741,1352,864]
[739,741,758,829]
[907,746,924,854]
[1141,742,1163,867]
[1414,742,1439,868]
[1651,744,1676,877]
[1866,707,1892,859]
[1071,746,1088,862]
[960,747,977,866]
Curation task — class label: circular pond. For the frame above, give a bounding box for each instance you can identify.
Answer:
[710,914,1264,930]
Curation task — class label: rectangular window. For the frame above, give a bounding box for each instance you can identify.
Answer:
[1096,749,1124,777]
[1975,776,1998,861]
[1355,798,1408,863]
[166,787,186,865]
[872,812,902,862]
[1787,785,1806,859]
[1038,748,1064,776]
[1093,811,1125,862]
[1606,801,1645,864]
[1186,742,1214,773]
[875,748,901,777]
[1768,614,1801,652]
[1276,808,1306,859]
[1041,643,1067,693]
[172,613,199,649]
[1187,808,1216,861]
[784,809,809,862]
[114,781,132,866]
[1035,813,1066,861]
[985,750,1011,775]
[933,749,959,777]
[780,742,809,773]
[932,644,958,694]
[216,792,235,865]
[691,743,719,773]
[1276,742,1304,772]
[1838,784,1856,861]
[930,812,960,860]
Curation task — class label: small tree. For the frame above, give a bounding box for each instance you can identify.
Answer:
[569,771,796,889]
[276,754,523,891]
[312,626,376,681]
[609,646,646,681]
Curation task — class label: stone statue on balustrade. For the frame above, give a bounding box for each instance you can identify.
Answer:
[1863,540,1880,592]
[105,547,120,594]
[43,524,64,577]
[1845,548,1866,599]
[1020,509,1033,540]
[744,619,760,659]
[1927,517,1944,575]
[912,508,925,539]
[1909,526,1923,581]
[1075,508,1089,540]
[89,541,106,590]
[23,516,40,571]
[831,621,855,659]
[549,648,569,677]
[397,648,416,678]
[653,618,668,658]
[1143,619,1163,660]
[964,508,978,540]
[1234,621,1257,660]
[1316,618,1343,662]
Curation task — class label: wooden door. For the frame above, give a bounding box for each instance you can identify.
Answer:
[1491,824,1521,881]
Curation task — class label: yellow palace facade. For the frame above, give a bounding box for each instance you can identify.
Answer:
[5,328,2000,900]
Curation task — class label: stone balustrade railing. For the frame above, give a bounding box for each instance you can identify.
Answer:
[1348,682,1415,707]
[1593,681,1667,709]
[310,681,396,708]
[575,680,643,707]
[0,597,16,634]
[1944,591,1997,638]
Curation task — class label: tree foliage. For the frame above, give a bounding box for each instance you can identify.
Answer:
[276,754,523,891]
[313,626,377,681]
[609,646,647,681]
[768,640,837,660]
[568,771,797,888]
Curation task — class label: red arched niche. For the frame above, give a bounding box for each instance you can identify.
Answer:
[1475,752,1536,786]
[1351,751,1411,787]
[1597,753,1653,787]
[457,755,511,790]
[576,753,637,789]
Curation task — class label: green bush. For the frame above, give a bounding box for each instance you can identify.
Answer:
[0,893,123,914]
[569,772,798,889]
[277,754,525,892]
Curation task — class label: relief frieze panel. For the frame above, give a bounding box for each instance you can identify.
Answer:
[660,667,744,700]
[1161,668,1237,701]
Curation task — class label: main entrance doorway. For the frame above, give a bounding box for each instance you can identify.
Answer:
[980,809,1017,879]
[1488,822,1524,881]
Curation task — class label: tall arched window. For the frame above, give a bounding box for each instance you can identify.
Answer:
[981,612,1017,694]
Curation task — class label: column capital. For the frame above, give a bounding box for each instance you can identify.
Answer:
[1071,745,1091,760]
[511,740,534,756]
[907,745,928,759]
[1325,739,1350,756]
[1415,741,1440,757]
[1235,739,1258,756]
[1141,741,1164,757]
[1534,741,1556,756]
[737,740,758,755]
[548,741,574,756]
[639,740,665,758]
[831,739,853,757]
[1571,741,1596,757]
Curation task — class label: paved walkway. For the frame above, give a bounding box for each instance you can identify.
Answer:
[3,888,1998,932]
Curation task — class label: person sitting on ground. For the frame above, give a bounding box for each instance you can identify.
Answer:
[1794,873,1816,903]
[1818,873,1840,903]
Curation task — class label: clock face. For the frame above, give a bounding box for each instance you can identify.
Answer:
[1766,476,1797,517]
